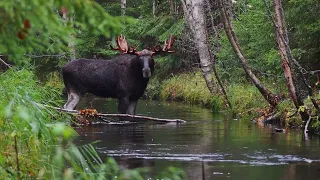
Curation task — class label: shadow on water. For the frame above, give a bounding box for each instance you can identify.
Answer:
[74,96,320,180]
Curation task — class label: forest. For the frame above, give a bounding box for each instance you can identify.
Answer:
[0,0,320,179]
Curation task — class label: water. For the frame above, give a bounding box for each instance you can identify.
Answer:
[75,96,320,179]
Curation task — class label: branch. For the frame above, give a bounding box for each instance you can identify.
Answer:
[304,115,311,136]
[37,103,186,124]
[0,57,12,68]
[24,54,67,58]
[309,70,320,75]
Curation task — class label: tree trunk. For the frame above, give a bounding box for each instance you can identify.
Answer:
[62,13,76,60]
[273,0,298,108]
[152,0,156,17]
[217,0,278,107]
[273,0,310,120]
[121,0,126,16]
[170,0,175,15]
[181,0,216,94]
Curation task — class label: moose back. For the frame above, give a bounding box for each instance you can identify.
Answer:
[62,35,175,115]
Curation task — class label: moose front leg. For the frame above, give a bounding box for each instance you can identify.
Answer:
[63,92,81,110]
[118,97,129,114]
[127,100,138,115]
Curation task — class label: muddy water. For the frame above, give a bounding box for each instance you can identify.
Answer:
[75,96,320,179]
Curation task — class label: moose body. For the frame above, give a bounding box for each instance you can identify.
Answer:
[62,35,175,115]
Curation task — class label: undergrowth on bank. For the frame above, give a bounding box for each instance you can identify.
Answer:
[0,69,186,179]
[43,68,316,131]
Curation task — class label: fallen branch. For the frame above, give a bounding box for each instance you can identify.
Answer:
[0,57,12,68]
[304,115,312,135]
[37,103,186,124]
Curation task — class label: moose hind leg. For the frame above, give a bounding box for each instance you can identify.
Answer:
[118,97,129,114]
[127,100,138,115]
[63,92,81,110]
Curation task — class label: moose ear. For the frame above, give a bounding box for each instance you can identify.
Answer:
[135,51,142,56]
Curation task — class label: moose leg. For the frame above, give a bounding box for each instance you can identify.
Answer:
[118,97,129,114]
[63,92,81,110]
[127,100,138,115]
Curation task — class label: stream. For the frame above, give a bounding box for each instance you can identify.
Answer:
[75,96,320,179]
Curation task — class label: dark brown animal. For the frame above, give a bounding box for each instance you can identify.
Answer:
[62,35,175,115]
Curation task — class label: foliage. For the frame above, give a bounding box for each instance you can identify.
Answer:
[0,0,131,64]
[216,0,283,83]
[286,0,320,69]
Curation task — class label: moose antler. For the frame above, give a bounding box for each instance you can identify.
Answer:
[151,34,176,55]
[110,35,128,53]
[111,34,176,56]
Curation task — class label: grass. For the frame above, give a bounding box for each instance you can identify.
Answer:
[152,72,224,111]
[146,71,272,114]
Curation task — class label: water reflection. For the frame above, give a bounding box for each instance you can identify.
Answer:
[75,96,320,179]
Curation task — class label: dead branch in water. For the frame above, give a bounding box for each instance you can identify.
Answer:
[37,103,186,124]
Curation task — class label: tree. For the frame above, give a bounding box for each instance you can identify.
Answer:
[217,0,279,107]
[270,0,318,121]
[121,0,126,16]
[180,0,231,108]
[180,0,216,94]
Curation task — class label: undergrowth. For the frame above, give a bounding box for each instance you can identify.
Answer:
[0,69,186,179]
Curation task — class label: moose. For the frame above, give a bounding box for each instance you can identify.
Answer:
[62,35,175,115]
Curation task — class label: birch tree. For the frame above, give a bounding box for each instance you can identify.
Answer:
[181,0,231,108]
[121,0,126,16]
[61,8,76,60]
[180,0,216,94]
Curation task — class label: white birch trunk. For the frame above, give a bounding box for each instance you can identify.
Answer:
[121,0,126,16]
[181,0,216,94]
[153,0,156,17]
[62,13,76,60]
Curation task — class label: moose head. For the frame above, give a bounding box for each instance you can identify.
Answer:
[110,35,176,78]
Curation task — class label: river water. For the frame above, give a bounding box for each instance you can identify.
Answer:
[75,96,320,179]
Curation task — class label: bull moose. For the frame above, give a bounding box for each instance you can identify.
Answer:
[62,35,175,115]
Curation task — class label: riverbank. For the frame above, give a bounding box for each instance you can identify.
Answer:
[43,69,319,133]
[145,71,319,133]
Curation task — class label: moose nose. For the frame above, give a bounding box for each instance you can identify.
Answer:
[142,68,151,78]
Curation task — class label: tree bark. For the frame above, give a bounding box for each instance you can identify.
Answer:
[170,0,175,15]
[121,0,126,16]
[181,0,216,94]
[273,0,310,120]
[273,0,298,108]
[217,0,278,107]
[62,12,76,60]
[152,0,156,17]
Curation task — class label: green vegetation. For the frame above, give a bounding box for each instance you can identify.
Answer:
[0,69,186,179]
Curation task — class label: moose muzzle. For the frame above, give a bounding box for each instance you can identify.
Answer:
[142,68,151,78]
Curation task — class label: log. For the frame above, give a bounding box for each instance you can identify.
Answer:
[37,103,186,124]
